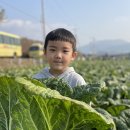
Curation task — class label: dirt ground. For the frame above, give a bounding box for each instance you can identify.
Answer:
[0,58,44,69]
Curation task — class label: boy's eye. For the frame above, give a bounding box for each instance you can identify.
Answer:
[49,49,55,52]
[63,50,69,53]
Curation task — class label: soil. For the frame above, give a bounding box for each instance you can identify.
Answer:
[0,58,44,69]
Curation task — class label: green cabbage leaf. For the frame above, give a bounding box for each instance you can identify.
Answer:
[0,76,115,130]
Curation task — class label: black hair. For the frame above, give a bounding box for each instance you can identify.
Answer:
[44,28,76,52]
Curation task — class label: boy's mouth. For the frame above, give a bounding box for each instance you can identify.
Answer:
[53,61,63,64]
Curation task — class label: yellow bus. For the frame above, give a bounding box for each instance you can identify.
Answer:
[28,43,44,58]
[0,31,22,57]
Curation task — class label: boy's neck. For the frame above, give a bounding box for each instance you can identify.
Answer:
[49,68,68,77]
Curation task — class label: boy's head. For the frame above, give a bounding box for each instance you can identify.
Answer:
[44,28,76,52]
[44,28,78,76]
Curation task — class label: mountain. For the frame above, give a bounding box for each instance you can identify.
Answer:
[79,39,130,55]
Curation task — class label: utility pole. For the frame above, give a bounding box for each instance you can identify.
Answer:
[0,8,5,22]
[41,0,46,44]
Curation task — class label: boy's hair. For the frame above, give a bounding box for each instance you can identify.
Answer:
[44,28,76,52]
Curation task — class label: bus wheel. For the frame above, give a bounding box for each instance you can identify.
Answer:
[13,52,17,59]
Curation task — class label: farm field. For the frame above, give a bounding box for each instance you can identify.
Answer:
[0,58,44,69]
[0,56,130,130]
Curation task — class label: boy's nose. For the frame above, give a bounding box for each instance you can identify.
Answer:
[55,52,62,58]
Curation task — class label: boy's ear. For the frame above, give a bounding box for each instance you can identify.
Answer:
[43,50,47,59]
[71,51,78,61]
[44,49,46,55]
[43,50,48,62]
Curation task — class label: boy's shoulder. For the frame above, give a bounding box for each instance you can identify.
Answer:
[33,70,45,79]
[60,67,86,85]
[33,67,51,79]
[66,71,86,87]
[63,67,83,78]
[69,71,85,81]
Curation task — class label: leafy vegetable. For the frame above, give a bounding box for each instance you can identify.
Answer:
[0,76,115,130]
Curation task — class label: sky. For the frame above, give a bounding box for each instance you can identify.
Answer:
[0,0,130,48]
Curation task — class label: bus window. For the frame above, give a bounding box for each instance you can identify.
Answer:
[6,36,10,44]
[0,35,3,43]
[15,39,20,45]
[0,35,5,43]
[29,46,39,51]
[3,35,9,44]
[10,37,15,44]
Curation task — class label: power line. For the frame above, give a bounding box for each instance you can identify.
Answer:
[0,0,40,22]
[0,0,53,36]
[52,0,73,23]
[0,0,75,37]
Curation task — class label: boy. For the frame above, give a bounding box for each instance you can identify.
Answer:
[33,28,86,87]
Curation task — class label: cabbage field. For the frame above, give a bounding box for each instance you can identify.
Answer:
[0,57,130,130]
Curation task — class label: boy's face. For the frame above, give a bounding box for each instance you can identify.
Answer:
[44,40,77,76]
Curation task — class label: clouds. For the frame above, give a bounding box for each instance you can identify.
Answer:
[0,19,76,42]
[1,16,130,48]
[0,19,43,40]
